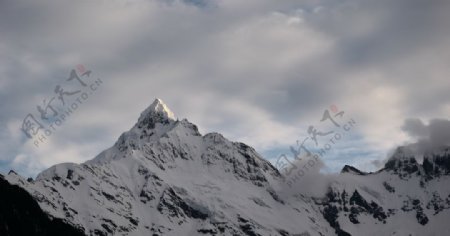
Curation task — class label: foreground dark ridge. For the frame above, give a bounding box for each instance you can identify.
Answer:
[0,174,85,236]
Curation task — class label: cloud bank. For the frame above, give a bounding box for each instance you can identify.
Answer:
[1,0,450,177]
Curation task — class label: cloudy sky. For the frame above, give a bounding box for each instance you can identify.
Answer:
[1,0,450,177]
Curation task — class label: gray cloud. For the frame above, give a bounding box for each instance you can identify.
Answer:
[402,118,450,154]
[1,0,450,176]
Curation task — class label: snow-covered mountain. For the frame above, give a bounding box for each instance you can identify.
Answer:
[3,99,450,236]
[319,146,450,236]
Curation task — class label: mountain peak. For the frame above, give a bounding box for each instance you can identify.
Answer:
[136,98,176,129]
[391,146,416,159]
[383,146,420,177]
[341,165,368,175]
[147,98,175,120]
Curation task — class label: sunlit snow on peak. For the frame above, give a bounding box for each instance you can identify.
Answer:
[141,98,176,121]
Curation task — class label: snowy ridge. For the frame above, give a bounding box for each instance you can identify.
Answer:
[5,99,450,236]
